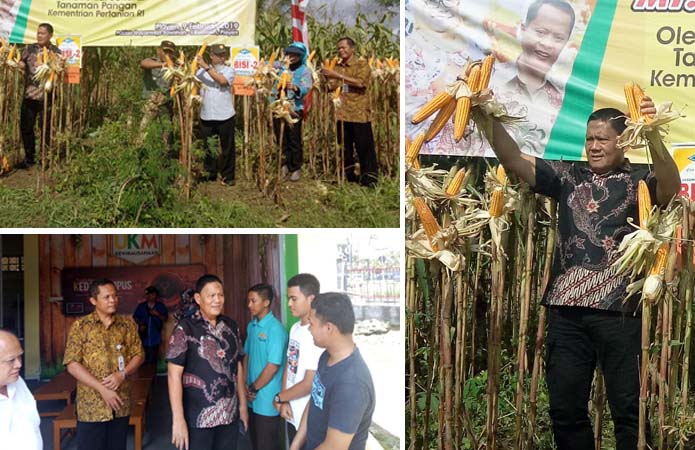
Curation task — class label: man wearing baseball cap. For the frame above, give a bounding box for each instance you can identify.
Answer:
[140,40,178,148]
[195,44,237,185]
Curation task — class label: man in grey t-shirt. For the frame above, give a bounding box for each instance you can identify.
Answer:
[289,293,375,450]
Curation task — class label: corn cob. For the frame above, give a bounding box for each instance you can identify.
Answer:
[411,92,455,124]
[445,167,468,197]
[406,133,425,165]
[496,164,507,183]
[333,86,342,99]
[453,96,471,142]
[624,82,638,121]
[633,83,652,124]
[479,55,495,90]
[7,44,16,62]
[467,65,482,93]
[638,180,652,229]
[413,197,442,251]
[643,243,669,302]
[424,98,456,142]
[268,48,279,67]
[489,188,505,218]
[308,50,316,63]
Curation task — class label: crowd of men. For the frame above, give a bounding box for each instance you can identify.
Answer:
[0,273,375,450]
[14,23,380,188]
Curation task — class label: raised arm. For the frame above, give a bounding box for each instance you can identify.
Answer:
[641,97,681,205]
[490,119,538,187]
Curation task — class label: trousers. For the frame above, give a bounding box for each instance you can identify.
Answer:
[546,307,649,450]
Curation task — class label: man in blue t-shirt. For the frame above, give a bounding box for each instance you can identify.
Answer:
[244,283,288,450]
[289,292,375,450]
[132,286,168,364]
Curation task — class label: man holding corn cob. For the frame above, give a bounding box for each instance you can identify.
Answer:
[322,37,378,187]
[488,97,681,449]
[17,23,60,169]
[195,44,237,185]
[140,41,177,150]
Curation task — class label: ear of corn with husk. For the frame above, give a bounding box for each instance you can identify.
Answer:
[413,197,442,251]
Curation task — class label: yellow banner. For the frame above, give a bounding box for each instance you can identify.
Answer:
[3,0,255,47]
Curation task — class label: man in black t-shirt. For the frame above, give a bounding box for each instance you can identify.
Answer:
[289,292,375,450]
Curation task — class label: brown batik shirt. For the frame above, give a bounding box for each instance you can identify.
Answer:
[63,312,143,422]
[329,55,371,123]
[21,43,61,101]
[533,159,659,313]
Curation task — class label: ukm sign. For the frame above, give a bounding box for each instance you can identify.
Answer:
[112,235,160,264]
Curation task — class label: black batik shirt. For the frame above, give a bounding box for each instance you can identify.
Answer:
[533,159,658,313]
[166,314,244,428]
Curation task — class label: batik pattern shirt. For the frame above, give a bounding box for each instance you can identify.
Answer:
[329,56,371,123]
[63,312,143,422]
[21,43,61,101]
[166,314,244,428]
[534,159,658,312]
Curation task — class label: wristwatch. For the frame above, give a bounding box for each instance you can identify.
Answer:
[274,393,284,403]
[248,382,258,394]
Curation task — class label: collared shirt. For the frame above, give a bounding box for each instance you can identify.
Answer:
[63,312,144,422]
[21,43,62,101]
[330,55,371,123]
[197,64,236,121]
[166,314,244,428]
[245,312,287,416]
[495,61,564,157]
[533,159,658,312]
[0,376,42,450]
[132,300,169,346]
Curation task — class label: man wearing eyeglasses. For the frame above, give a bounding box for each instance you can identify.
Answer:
[0,329,42,450]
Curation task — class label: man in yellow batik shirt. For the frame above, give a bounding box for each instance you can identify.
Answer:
[322,37,378,187]
[64,278,144,450]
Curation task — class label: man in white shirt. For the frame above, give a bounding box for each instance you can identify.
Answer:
[273,273,324,446]
[0,329,42,450]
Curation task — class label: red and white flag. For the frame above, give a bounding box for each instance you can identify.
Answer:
[291,0,309,48]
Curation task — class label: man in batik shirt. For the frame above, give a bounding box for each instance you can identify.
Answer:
[17,23,61,169]
[167,274,248,450]
[487,97,681,448]
[64,278,144,450]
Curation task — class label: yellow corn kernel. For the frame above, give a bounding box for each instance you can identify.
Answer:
[638,179,652,229]
[406,133,425,165]
[467,65,481,93]
[424,98,457,142]
[268,48,279,67]
[489,188,505,218]
[453,96,471,142]
[308,50,316,63]
[411,92,455,124]
[413,197,442,251]
[479,55,495,90]
[624,82,640,122]
[496,164,507,184]
[632,83,652,124]
[445,168,468,197]
[650,243,669,276]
